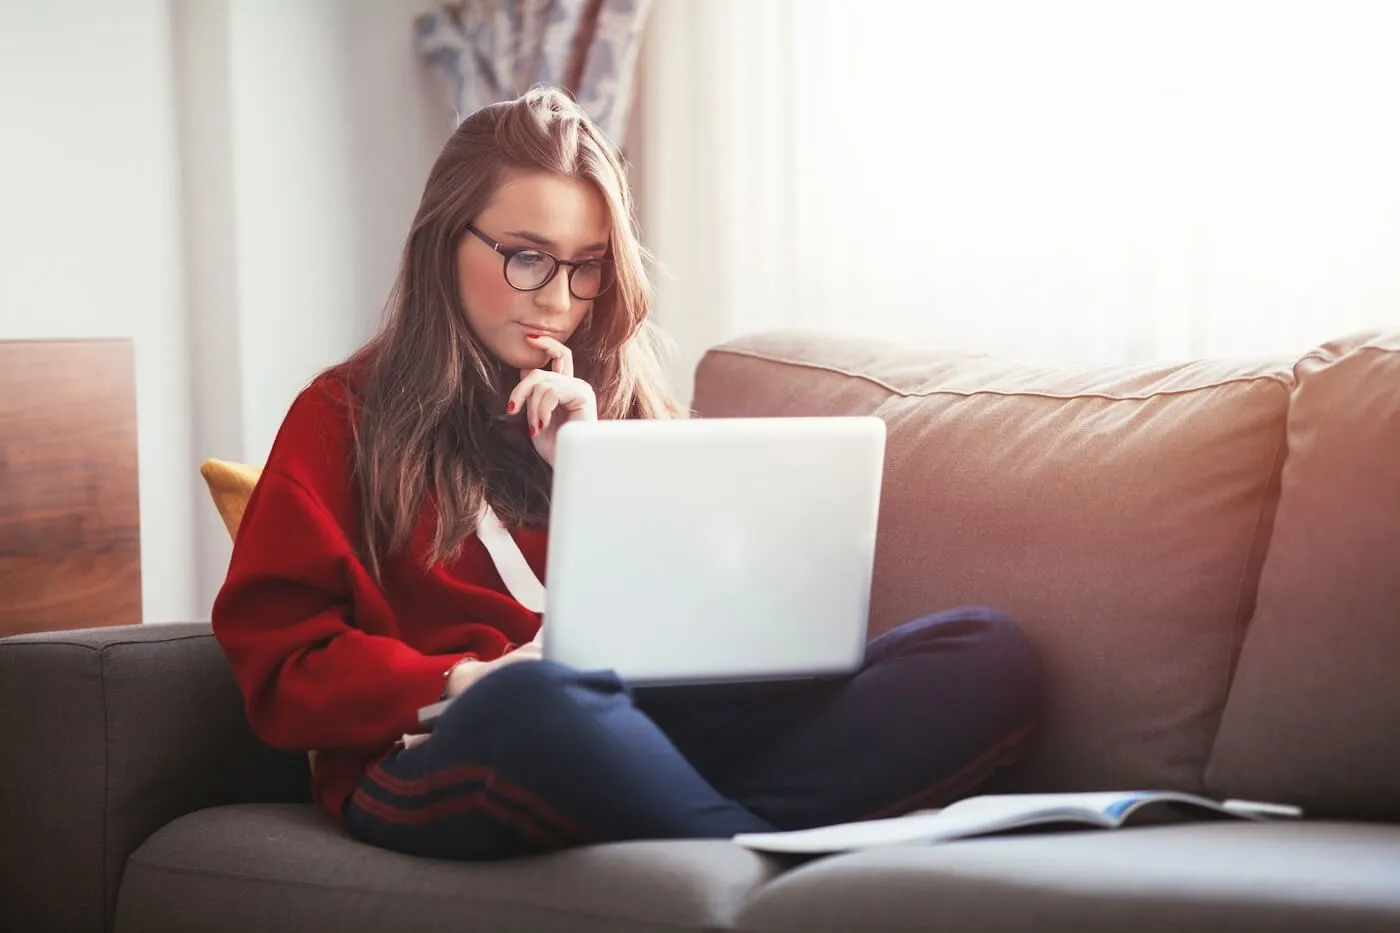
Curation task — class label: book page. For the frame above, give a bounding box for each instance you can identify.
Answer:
[732,791,1230,854]
[733,808,1006,854]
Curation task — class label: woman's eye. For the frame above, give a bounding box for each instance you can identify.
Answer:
[516,251,549,269]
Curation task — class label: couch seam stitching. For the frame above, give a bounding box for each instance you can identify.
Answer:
[121,856,751,932]
[0,633,211,653]
[705,345,1296,402]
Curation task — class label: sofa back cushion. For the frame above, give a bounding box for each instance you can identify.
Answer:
[692,333,1291,793]
[1206,331,1400,820]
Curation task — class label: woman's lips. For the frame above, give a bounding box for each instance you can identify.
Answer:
[517,322,566,336]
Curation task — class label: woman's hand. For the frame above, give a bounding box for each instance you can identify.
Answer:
[507,333,596,465]
[401,632,544,748]
[444,629,544,699]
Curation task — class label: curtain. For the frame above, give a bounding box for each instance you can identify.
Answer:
[416,0,651,144]
[638,0,1400,369]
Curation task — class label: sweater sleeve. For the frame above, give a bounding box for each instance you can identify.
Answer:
[211,465,473,753]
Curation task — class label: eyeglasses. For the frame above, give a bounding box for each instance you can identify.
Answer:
[466,224,615,301]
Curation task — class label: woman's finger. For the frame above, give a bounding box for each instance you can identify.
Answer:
[552,375,597,419]
[526,333,573,379]
[526,382,545,438]
[507,369,544,417]
[536,386,559,431]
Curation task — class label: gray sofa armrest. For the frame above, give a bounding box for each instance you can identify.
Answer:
[0,622,310,933]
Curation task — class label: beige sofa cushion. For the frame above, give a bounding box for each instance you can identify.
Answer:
[1207,331,1400,820]
[693,333,1292,793]
[733,821,1400,933]
[117,803,787,933]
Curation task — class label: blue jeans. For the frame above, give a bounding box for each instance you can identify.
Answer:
[345,607,1041,860]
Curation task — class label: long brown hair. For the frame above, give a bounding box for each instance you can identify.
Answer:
[340,87,681,581]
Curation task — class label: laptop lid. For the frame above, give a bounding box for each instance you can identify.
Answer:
[541,416,885,685]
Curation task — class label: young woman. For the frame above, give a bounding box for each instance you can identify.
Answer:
[211,87,1041,860]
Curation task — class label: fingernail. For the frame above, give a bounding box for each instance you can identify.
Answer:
[527,333,542,339]
[506,401,515,412]
[529,425,537,437]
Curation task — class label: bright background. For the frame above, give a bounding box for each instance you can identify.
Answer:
[3,0,1397,620]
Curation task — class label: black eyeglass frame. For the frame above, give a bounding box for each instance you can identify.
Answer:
[466,224,615,300]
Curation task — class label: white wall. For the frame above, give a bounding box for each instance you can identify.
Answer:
[0,0,196,622]
[2,0,451,621]
[222,0,449,464]
[180,0,451,609]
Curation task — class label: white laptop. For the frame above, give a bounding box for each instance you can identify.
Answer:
[541,415,886,685]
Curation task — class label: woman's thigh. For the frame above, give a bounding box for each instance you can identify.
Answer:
[346,660,771,859]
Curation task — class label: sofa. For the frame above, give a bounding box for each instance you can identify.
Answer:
[3,328,1398,933]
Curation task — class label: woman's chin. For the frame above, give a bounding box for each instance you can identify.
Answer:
[492,339,549,371]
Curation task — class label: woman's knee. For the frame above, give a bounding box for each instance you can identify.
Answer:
[946,605,1036,668]
[436,660,625,736]
[465,658,574,699]
[887,605,1025,651]
[954,606,1035,656]
[891,606,1042,706]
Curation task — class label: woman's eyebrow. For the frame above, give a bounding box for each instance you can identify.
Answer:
[505,230,609,254]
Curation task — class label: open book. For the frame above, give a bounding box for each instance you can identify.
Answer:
[732,791,1303,854]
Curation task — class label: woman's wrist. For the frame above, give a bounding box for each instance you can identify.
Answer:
[442,657,483,700]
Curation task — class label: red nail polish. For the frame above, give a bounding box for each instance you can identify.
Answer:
[506,401,515,412]
[529,425,537,437]
[527,333,542,339]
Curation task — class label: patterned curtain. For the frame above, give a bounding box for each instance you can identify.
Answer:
[415,0,652,145]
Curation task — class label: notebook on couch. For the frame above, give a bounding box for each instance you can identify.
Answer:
[732,791,1303,854]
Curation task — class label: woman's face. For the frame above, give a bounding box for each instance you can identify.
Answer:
[458,170,612,371]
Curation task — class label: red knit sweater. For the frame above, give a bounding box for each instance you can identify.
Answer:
[210,374,545,820]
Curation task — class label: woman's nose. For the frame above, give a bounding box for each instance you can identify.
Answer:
[534,267,573,313]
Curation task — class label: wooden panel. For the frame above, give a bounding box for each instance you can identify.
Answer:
[0,339,142,637]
